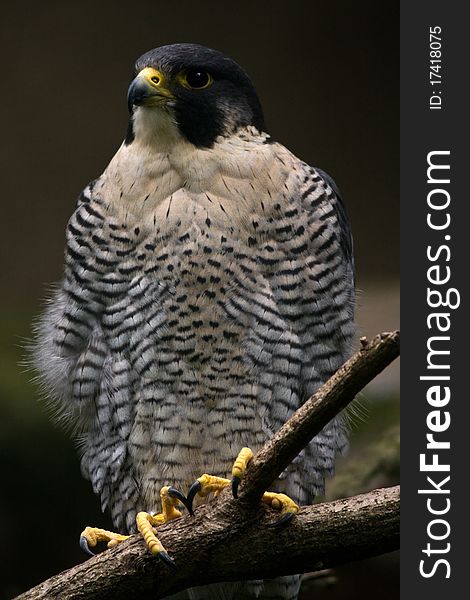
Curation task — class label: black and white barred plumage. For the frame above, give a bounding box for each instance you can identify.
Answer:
[33,44,355,600]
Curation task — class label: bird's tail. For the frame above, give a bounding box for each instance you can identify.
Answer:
[166,575,301,600]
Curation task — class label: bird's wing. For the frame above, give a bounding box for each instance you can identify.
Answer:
[257,157,355,503]
[33,179,142,529]
[314,167,354,280]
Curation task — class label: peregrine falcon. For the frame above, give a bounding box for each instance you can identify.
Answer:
[33,44,355,600]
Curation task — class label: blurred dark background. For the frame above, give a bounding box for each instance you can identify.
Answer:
[0,1,399,598]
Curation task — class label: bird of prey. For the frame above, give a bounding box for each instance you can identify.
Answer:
[33,43,355,600]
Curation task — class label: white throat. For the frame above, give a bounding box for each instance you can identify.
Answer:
[131,105,183,151]
[102,106,283,228]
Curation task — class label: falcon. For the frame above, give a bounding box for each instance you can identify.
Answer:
[33,43,355,600]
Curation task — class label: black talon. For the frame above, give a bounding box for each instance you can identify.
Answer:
[167,486,193,514]
[80,535,96,557]
[158,551,177,569]
[168,487,188,508]
[186,480,202,515]
[267,512,296,528]
[167,486,186,502]
[231,475,241,499]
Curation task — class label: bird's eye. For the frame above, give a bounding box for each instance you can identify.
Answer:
[179,69,213,90]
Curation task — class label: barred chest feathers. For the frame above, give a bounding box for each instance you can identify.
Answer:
[35,120,354,531]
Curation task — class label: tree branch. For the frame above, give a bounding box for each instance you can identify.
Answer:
[16,487,399,600]
[14,331,400,600]
[240,330,400,502]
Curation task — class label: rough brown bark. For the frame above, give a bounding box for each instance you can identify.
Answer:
[14,331,400,600]
[14,487,399,600]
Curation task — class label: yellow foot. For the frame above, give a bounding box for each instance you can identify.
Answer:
[186,447,300,526]
[79,526,130,555]
[231,446,254,498]
[262,491,300,526]
[135,485,184,567]
[186,474,231,514]
[80,485,186,567]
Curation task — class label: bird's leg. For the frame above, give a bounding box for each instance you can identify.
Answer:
[80,486,186,567]
[186,447,300,525]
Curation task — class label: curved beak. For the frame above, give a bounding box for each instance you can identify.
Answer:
[127,67,175,113]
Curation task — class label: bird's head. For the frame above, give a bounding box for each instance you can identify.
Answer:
[126,43,267,149]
